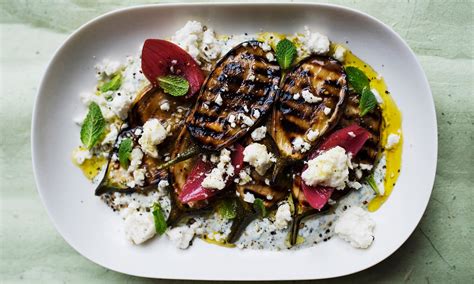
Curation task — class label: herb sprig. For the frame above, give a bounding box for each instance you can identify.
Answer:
[80,102,106,149]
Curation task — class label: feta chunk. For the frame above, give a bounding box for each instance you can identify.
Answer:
[386,133,400,150]
[251,126,267,141]
[124,212,156,245]
[292,137,311,153]
[274,202,292,230]
[265,52,275,61]
[160,102,170,111]
[73,147,92,165]
[238,168,252,185]
[101,124,118,145]
[299,26,330,55]
[166,223,199,249]
[201,148,234,190]
[333,46,346,62]
[306,129,320,142]
[335,207,375,249]
[138,119,168,158]
[323,107,331,115]
[128,147,143,172]
[215,93,223,106]
[243,143,275,175]
[301,89,322,104]
[301,146,351,189]
[171,21,203,64]
[243,192,255,203]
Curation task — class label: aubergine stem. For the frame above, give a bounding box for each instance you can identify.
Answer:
[289,207,330,246]
[157,145,200,171]
[226,199,258,243]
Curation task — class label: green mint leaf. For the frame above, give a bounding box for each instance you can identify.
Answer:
[216,199,237,219]
[275,39,297,70]
[359,87,378,116]
[118,138,133,169]
[345,66,370,94]
[80,102,106,149]
[158,75,189,97]
[253,198,267,218]
[366,174,380,195]
[152,203,168,235]
[100,73,122,92]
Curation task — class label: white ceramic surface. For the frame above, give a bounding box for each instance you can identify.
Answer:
[32,3,437,280]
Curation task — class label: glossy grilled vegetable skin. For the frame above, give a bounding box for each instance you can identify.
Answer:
[128,85,193,129]
[95,127,167,195]
[187,41,281,150]
[272,56,348,160]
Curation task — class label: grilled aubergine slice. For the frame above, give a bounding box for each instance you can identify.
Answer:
[95,86,192,195]
[95,126,168,195]
[187,40,281,150]
[228,135,292,243]
[272,55,348,161]
[288,95,383,245]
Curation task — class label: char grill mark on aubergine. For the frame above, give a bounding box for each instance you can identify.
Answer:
[272,56,348,160]
[187,41,281,150]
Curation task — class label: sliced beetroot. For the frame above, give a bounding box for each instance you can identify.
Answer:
[141,39,205,97]
[317,124,372,157]
[178,159,215,204]
[301,124,371,210]
[178,145,244,204]
[301,186,334,210]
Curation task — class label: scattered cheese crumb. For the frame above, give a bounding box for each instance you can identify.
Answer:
[251,126,267,141]
[301,89,322,104]
[335,207,375,249]
[274,202,292,229]
[215,94,223,106]
[386,133,400,150]
[323,107,331,115]
[292,137,311,153]
[306,129,320,142]
[138,119,168,158]
[243,143,275,175]
[124,212,156,245]
[243,192,256,203]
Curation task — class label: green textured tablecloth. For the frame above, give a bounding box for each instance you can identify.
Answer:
[1,1,473,283]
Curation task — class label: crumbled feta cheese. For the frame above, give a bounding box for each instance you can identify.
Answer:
[243,143,275,176]
[243,192,255,203]
[266,52,275,61]
[251,126,267,141]
[359,163,373,171]
[333,46,346,62]
[96,59,122,77]
[160,102,170,111]
[109,94,133,120]
[306,129,320,142]
[128,148,143,172]
[102,124,119,145]
[298,26,330,55]
[301,146,351,189]
[215,93,223,106]
[292,137,311,153]
[166,223,199,249]
[323,107,331,115]
[252,109,261,119]
[73,147,92,165]
[372,88,384,104]
[138,119,168,158]
[157,180,169,195]
[386,133,400,150]
[238,113,254,127]
[335,207,375,249]
[260,42,272,51]
[293,93,301,100]
[200,28,222,62]
[202,148,234,190]
[248,74,256,81]
[274,202,292,229]
[348,131,356,138]
[238,168,253,185]
[128,168,146,188]
[171,21,203,64]
[347,181,362,189]
[124,212,156,245]
[301,89,322,104]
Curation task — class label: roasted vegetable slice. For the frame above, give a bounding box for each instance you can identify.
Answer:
[187,41,281,150]
[288,124,371,245]
[128,85,193,129]
[228,135,291,243]
[272,55,348,160]
[95,126,168,195]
